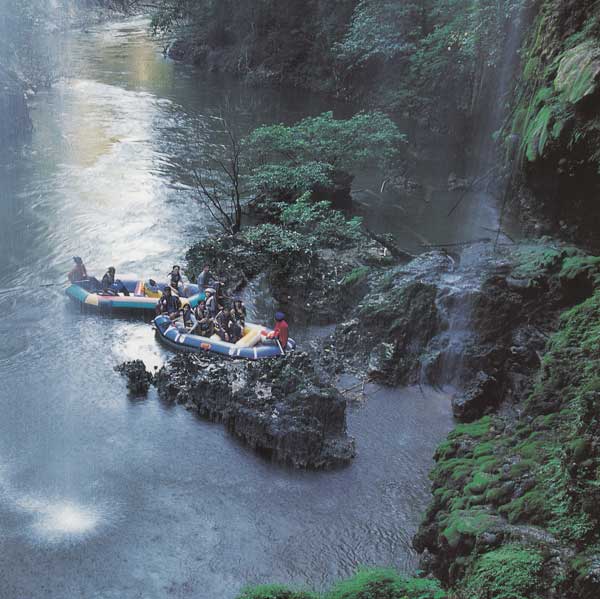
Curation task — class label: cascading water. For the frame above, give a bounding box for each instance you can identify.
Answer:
[428,2,529,390]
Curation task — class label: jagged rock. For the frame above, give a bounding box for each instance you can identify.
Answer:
[331,251,458,385]
[115,359,152,395]
[154,352,355,469]
[452,371,500,422]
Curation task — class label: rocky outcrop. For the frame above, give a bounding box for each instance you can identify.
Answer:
[329,251,452,385]
[115,359,153,395]
[412,249,600,599]
[185,226,398,325]
[154,352,355,469]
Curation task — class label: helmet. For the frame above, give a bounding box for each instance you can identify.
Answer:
[205,287,216,295]
[73,256,82,264]
[275,311,285,321]
[108,266,115,273]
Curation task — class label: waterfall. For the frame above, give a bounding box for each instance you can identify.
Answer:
[427,2,529,391]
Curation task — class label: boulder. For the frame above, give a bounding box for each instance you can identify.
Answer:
[155,352,355,469]
[115,359,153,395]
[451,371,500,422]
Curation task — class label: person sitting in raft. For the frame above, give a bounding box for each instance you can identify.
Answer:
[175,303,196,332]
[156,285,181,318]
[168,265,183,292]
[196,265,216,290]
[102,266,130,296]
[265,311,289,351]
[213,305,230,342]
[68,256,88,283]
[205,288,218,318]
[198,265,225,300]
[144,278,161,298]
[232,298,247,325]
[228,308,243,343]
[194,300,213,337]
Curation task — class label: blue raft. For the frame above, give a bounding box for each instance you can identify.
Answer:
[66,276,204,314]
[154,314,296,360]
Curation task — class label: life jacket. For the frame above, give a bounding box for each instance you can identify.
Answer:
[206,295,217,317]
[274,320,289,348]
[159,294,180,314]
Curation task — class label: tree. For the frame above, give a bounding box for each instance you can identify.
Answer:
[191,114,246,235]
[246,110,404,199]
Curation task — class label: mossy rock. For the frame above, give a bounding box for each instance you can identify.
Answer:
[459,545,545,599]
[441,509,497,550]
[326,569,447,599]
[237,585,316,599]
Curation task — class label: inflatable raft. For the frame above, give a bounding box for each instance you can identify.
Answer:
[153,314,295,359]
[66,277,204,313]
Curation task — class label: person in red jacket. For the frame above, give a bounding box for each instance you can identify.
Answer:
[267,311,289,351]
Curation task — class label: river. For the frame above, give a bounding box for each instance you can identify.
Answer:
[0,17,455,598]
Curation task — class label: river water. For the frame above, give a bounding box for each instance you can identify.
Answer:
[0,17,455,598]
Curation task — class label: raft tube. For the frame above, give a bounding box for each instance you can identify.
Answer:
[153,314,296,360]
[66,277,204,313]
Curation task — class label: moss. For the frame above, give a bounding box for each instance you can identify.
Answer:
[239,570,448,599]
[464,472,494,496]
[441,509,496,549]
[508,459,534,478]
[511,245,563,279]
[449,417,492,440]
[459,545,544,599]
[484,484,513,506]
[499,489,547,524]
[340,266,370,287]
[326,569,446,599]
[559,256,600,287]
[237,585,317,599]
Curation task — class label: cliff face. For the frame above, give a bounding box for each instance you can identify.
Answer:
[507,0,600,244]
[414,250,600,599]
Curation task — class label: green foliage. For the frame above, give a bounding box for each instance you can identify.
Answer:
[441,509,496,549]
[280,196,363,248]
[326,569,446,599]
[335,1,423,65]
[459,545,544,599]
[248,163,333,197]
[559,256,600,287]
[242,224,314,260]
[511,1,600,170]
[247,111,404,197]
[237,585,316,599]
[237,570,447,599]
[341,267,370,287]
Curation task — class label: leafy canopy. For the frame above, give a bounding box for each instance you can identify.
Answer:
[247,110,404,196]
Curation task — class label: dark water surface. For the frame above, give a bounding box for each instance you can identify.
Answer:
[0,17,453,598]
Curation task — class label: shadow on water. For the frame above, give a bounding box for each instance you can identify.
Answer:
[0,16,455,599]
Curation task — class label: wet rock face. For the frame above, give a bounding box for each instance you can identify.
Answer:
[155,352,355,469]
[115,360,153,395]
[331,251,452,385]
[451,372,500,422]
